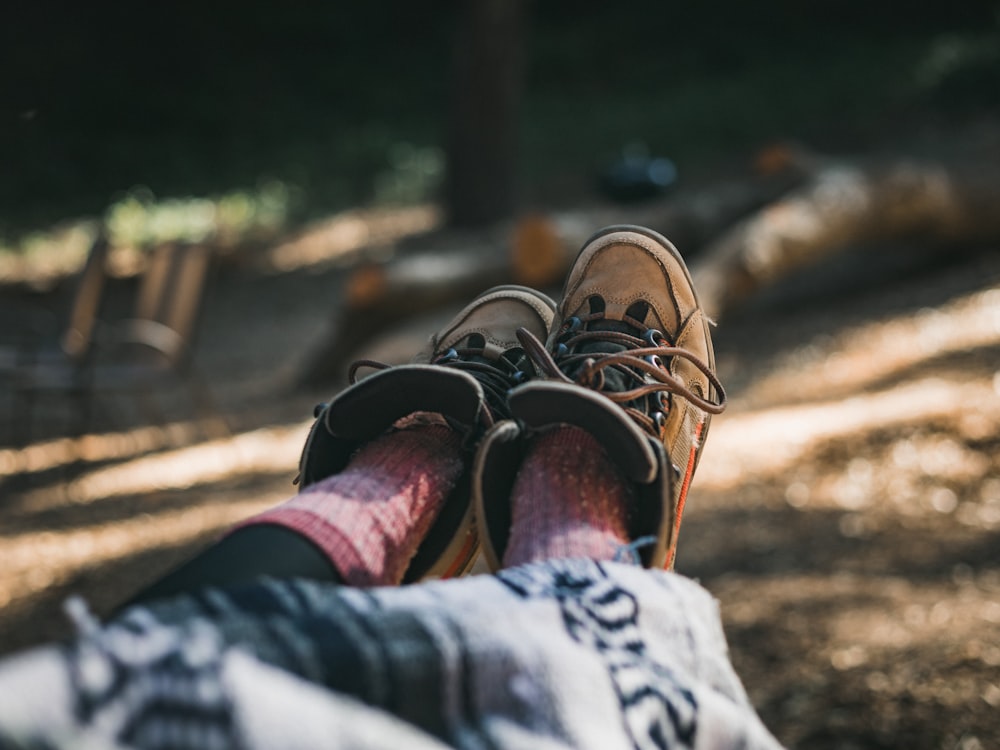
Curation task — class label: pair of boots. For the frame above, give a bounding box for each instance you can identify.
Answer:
[282,225,726,584]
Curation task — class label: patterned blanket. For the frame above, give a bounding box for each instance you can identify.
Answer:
[0,559,783,749]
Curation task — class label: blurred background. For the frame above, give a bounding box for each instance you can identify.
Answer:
[3,0,999,242]
[1,2,999,748]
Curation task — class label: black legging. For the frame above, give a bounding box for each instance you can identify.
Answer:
[125,525,343,607]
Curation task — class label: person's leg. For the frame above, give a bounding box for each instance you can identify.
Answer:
[126,285,556,605]
[229,422,466,588]
[129,423,463,604]
[130,526,342,605]
[476,225,727,570]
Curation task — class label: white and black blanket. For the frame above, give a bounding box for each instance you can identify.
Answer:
[0,559,783,749]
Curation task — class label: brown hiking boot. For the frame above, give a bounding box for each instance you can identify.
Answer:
[474,226,725,570]
[299,285,556,581]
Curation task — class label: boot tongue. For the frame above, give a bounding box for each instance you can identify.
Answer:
[451,333,532,420]
[570,299,649,393]
[458,333,497,364]
[459,333,527,372]
[575,322,630,392]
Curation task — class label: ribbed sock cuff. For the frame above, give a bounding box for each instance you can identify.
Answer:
[235,424,464,586]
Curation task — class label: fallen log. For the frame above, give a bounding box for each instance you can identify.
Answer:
[691,158,1000,320]
[295,169,805,387]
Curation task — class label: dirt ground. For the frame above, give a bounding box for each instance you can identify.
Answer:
[0,216,998,749]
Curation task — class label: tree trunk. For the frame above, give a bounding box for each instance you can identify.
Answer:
[443,0,527,227]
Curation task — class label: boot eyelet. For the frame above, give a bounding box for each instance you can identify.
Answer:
[313,402,327,418]
[565,316,582,333]
[644,354,663,369]
[653,411,667,429]
[438,348,459,363]
[644,329,664,345]
[556,342,569,357]
[511,370,527,384]
[655,392,669,410]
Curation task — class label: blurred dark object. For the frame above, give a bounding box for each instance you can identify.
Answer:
[598,144,678,203]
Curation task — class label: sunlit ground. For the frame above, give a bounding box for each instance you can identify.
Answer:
[699,288,1000,492]
[0,420,310,610]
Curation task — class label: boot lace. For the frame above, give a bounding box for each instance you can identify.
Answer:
[516,312,726,438]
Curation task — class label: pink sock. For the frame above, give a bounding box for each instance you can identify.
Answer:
[502,425,632,567]
[236,424,464,586]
